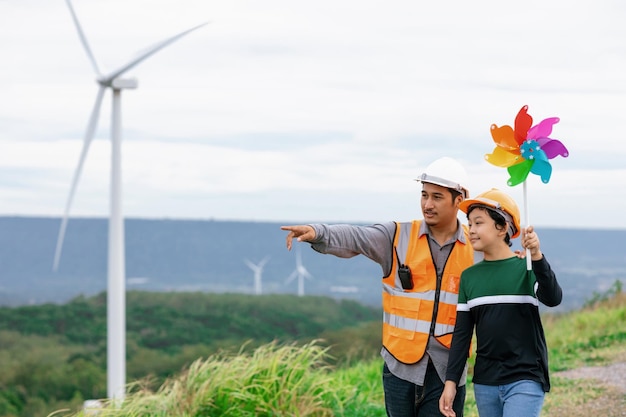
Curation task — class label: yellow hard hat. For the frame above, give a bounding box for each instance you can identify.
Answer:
[459,188,521,238]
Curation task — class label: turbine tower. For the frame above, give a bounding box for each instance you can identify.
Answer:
[54,0,207,402]
[286,245,313,297]
[244,256,269,295]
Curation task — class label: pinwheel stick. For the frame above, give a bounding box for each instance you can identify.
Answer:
[523,181,531,270]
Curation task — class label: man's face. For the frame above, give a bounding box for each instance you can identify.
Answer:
[420,182,460,228]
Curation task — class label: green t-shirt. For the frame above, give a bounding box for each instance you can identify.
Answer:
[445,256,562,392]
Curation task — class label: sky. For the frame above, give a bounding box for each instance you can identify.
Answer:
[1,0,625,230]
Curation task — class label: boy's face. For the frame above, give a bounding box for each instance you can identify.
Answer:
[421,182,460,228]
[467,207,507,252]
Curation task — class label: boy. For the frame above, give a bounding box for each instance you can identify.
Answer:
[439,188,562,417]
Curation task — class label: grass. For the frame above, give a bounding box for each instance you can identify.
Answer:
[51,291,626,417]
[543,377,626,417]
[540,289,626,417]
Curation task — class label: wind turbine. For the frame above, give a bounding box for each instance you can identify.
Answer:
[286,245,313,297]
[53,0,207,402]
[244,256,269,295]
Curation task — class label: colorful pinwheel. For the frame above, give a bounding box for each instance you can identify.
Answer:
[485,105,569,269]
[485,105,569,186]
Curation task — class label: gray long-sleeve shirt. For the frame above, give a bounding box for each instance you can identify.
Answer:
[308,220,468,386]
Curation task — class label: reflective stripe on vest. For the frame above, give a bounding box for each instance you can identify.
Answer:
[381,220,473,364]
[382,284,457,335]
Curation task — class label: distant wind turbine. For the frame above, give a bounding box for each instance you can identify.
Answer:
[53,0,207,402]
[286,245,313,297]
[244,256,270,295]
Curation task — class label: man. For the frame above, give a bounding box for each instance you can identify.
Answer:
[281,157,474,416]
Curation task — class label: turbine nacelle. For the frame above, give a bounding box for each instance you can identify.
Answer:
[98,77,138,90]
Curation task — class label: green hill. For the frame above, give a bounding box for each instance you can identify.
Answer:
[1,288,625,417]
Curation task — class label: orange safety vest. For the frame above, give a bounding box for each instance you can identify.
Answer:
[382,220,473,364]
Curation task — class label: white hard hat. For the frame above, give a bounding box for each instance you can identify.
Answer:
[416,157,469,198]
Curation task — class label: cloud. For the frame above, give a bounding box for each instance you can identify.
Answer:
[1,0,625,229]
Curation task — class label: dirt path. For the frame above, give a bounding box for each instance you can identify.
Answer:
[555,361,626,393]
[552,361,626,417]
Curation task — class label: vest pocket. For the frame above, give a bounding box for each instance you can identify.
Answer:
[386,294,421,340]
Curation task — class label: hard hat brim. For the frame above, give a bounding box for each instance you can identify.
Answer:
[416,174,469,198]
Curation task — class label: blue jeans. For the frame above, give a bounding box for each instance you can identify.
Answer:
[474,380,544,417]
[383,360,465,417]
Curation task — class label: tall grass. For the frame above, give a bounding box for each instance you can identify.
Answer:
[56,341,385,417]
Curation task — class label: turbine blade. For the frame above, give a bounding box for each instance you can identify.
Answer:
[103,22,209,82]
[53,86,106,271]
[244,259,256,270]
[285,270,298,284]
[65,0,102,76]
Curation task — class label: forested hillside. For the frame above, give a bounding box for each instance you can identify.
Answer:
[0,292,382,417]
